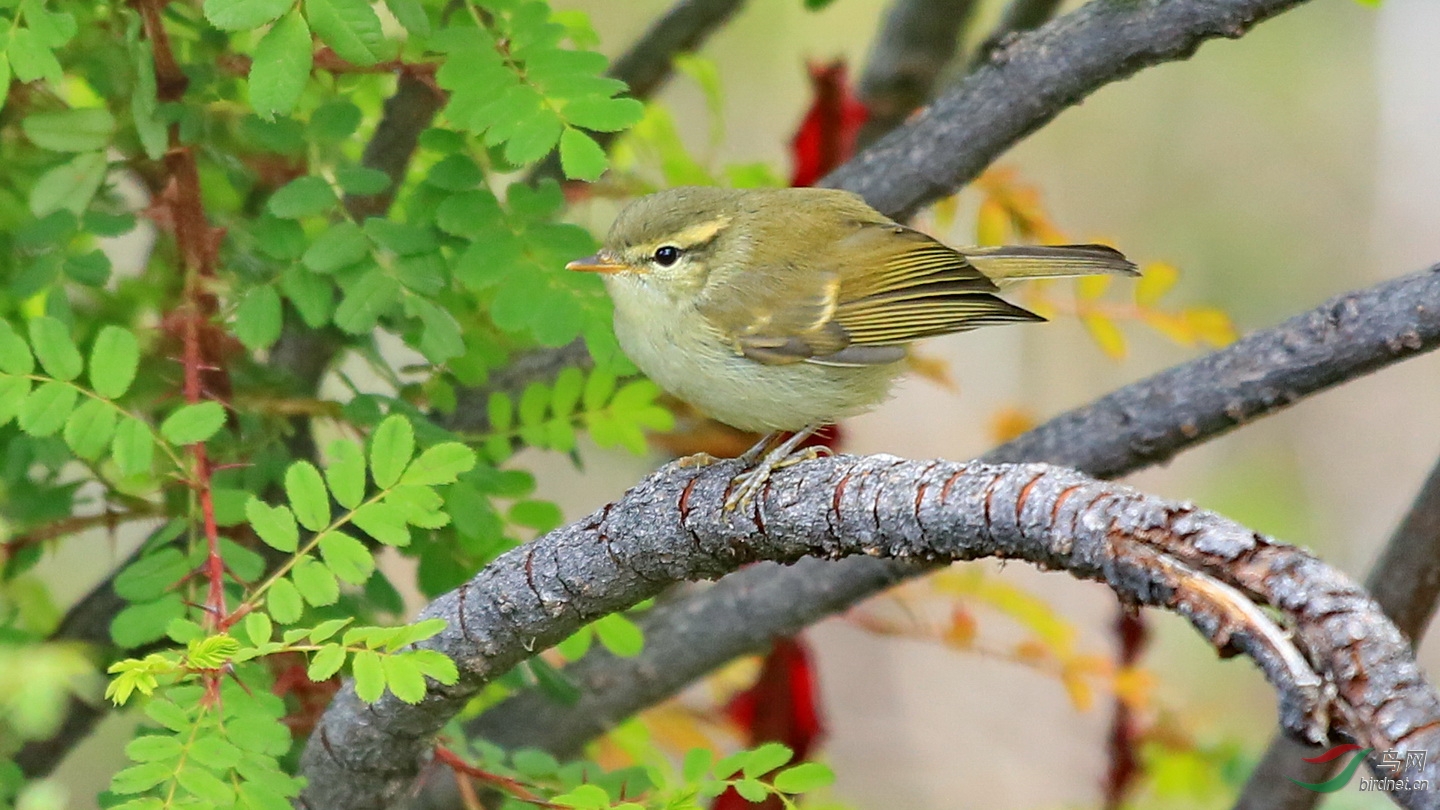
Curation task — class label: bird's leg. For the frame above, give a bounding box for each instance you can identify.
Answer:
[724,426,820,510]
[679,431,778,469]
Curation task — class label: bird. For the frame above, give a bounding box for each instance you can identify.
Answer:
[568,186,1137,508]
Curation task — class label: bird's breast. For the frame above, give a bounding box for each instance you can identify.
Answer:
[607,278,901,433]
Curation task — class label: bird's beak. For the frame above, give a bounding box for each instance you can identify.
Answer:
[566,253,629,274]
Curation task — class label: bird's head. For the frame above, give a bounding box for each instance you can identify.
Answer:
[566,186,750,300]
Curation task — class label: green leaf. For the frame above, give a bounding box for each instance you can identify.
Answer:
[304,0,387,66]
[110,594,186,647]
[18,380,77,437]
[335,166,390,195]
[307,643,345,680]
[352,649,384,702]
[0,376,30,427]
[8,28,62,84]
[189,736,243,770]
[244,611,273,645]
[368,414,414,488]
[204,0,294,30]
[593,613,643,657]
[503,109,563,166]
[0,320,34,375]
[292,556,340,605]
[409,298,465,363]
[302,221,369,273]
[266,577,304,624]
[325,439,366,508]
[743,742,794,778]
[281,265,335,327]
[563,96,642,133]
[245,498,299,552]
[381,654,426,703]
[234,284,284,351]
[399,442,476,486]
[351,502,409,546]
[407,648,457,684]
[558,128,607,181]
[30,151,108,217]
[176,763,234,805]
[333,269,400,334]
[89,325,140,398]
[508,499,562,531]
[250,10,313,120]
[160,401,227,445]
[733,778,768,803]
[383,0,430,35]
[318,530,374,584]
[309,618,350,642]
[29,315,82,381]
[125,734,184,764]
[110,761,173,794]
[64,397,117,460]
[113,416,155,476]
[682,748,712,782]
[285,460,331,531]
[310,100,362,141]
[23,108,116,152]
[65,249,114,286]
[267,176,337,218]
[772,762,834,793]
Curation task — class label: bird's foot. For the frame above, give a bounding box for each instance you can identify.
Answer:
[723,426,822,511]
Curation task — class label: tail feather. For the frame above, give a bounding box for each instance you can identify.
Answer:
[961,244,1139,282]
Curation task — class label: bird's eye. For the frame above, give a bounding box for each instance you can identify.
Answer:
[652,245,682,267]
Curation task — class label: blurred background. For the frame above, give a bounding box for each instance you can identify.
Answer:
[529,0,1440,807]
[37,0,1440,807]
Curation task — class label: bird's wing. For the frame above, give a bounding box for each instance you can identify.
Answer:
[699,222,1042,367]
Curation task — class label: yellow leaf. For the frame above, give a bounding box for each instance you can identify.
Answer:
[933,569,1076,652]
[975,198,1010,247]
[931,193,959,233]
[987,406,1037,444]
[1013,639,1049,664]
[1134,261,1179,306]
[943,606,977,649]
[1185,307,1238,347]
[1140,310,1196,347]
[1082,314,1127,359]
[1113,665,1156,710]
[904,348,957,391]
[1060,665,1095,712]
[1076,274,1113,301]
[642,704,722,755]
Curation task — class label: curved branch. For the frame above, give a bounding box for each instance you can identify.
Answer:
[822,0,1311,219]
[1233,452,1440,809]
[450,263,1440,770]
[300,457,1440,810]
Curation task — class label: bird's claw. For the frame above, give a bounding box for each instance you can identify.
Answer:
[722,447,824,510]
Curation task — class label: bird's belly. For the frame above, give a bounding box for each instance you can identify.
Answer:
[614,308,900,433]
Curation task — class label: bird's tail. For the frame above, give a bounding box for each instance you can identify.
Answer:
[961,244,1139,282]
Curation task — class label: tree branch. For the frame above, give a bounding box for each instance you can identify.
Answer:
[300,457,1440,810]
[822,0,1311,219]
[855,0,979,150]
[445,263,1440,774]
[969,0,1065,70]
[1232,452,1440,810]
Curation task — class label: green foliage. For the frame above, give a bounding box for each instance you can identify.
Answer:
[0,0,775,806]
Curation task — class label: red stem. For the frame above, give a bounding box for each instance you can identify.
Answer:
[137,0,229,633]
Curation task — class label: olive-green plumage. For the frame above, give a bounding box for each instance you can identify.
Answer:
[570,186,1137,436]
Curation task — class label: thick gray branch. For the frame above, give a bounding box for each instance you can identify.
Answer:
[1233,453,1440,810]
[969,0,1065,69]
[451,264,1440,775]
[823,0,1310,219]
[300,458,1440,810]
[856,0,979,150]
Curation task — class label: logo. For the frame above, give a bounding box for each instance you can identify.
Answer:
[1289,745,1430,793]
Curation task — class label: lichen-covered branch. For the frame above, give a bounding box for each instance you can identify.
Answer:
[823,0,1311,219]
[300,456,1440,810]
